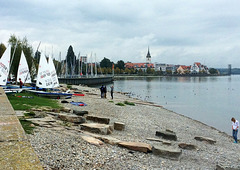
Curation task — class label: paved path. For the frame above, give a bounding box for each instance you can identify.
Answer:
[0,87,43,170]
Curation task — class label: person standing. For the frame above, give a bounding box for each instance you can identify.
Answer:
[103,86,107,98]
[100,85,104,98]
[19,78,23,88]
[231,117,239,143]
[110,85,114,99]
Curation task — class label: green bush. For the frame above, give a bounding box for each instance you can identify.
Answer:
[115,102,125,106]
[109,100,114,103]
[124,101,135,106]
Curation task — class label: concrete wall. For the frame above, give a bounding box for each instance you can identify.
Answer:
[0,87,43,169]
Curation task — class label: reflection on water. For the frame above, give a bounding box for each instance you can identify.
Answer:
[91,75,240,135]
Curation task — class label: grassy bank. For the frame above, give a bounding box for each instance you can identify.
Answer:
[7,92,61,110]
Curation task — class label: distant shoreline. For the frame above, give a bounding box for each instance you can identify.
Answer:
[113,74,230,79]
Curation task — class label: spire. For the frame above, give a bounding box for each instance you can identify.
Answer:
[146,46,151,63]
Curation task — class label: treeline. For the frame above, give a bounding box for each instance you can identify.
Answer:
[0,35,36,80]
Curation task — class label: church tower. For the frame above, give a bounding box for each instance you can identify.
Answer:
[146,47,151,63]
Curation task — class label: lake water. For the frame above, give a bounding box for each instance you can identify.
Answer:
[93,75,240,135]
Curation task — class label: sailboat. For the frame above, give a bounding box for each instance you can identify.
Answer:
[28,53,72,98]
[17,51,31,84]
[0,45,11,86]
[48,55,59,88]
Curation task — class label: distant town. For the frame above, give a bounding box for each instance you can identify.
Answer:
[0,35,235,78]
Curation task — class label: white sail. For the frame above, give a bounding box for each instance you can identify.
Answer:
[17,51,31,83]
[48,55,59,88]
[0,46,11,85]
[36,54,53,88]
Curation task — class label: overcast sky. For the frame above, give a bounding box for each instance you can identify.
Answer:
[1,0,240,68]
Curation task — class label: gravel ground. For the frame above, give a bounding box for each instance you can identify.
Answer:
[26,85,240,169]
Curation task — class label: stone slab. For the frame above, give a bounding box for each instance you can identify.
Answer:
[81,135,104,146]
[118,141,152,153]
[194,136,216,144]
[58,114,86,124]
[80,123,113,135]
[152,145,182,160]
[156,130,177,141]
[82,131,122,145]
[86,115,110,124]
[178,143,197,150]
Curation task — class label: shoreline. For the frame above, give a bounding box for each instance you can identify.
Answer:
[25,84,239,169]
[116,90,230,138]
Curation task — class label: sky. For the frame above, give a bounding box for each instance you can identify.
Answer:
[1,0,240,68]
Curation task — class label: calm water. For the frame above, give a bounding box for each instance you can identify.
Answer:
[93,75,240,135]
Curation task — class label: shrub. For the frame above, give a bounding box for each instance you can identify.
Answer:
[115,102,125,106]
[124,101,135,106]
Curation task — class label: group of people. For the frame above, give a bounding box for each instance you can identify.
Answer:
[100,85,114,99]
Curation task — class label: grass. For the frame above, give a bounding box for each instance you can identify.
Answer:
[7,92,61,110]
[124,100,135,106]
[19,118,36,134]
[24,112,36,118]
[109,100,114,103]
[115,102,125,106]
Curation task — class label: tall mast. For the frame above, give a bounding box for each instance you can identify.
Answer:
[78,52,80,77]
[80,56,83,77]
[95,53,97,77]
[90,52,93,77]
[86,54,88,77]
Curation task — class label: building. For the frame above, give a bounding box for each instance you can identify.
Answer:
[146,47,151,63]
[125,47,154,72]
[190,62,209,74]
[177,65,191,74]
[154,63,176,74]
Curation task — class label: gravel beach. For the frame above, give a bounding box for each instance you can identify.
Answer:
[26,85,240,169]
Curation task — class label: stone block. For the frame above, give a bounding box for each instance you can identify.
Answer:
[152,145,182,160]
[60,107,71,113]
[114,122,125,131]
[86,115,110,124]
[73,110,88,116]
[58,114,86,124]
[156,130,177,141]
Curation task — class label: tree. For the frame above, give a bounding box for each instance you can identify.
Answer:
[100,57,112,68]
[115,60,125,70]
[115,67,120,74]
[8,35,34,79]
[209,68,218,74]
[124,68,130,74]
[0,43,6,58]
[138,69,143,75]
[66,45,76,76]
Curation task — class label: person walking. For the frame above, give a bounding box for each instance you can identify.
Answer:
[110,85,114,99]
[231,117,239,143]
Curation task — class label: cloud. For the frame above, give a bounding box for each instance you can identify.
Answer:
[1,0,240,67]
